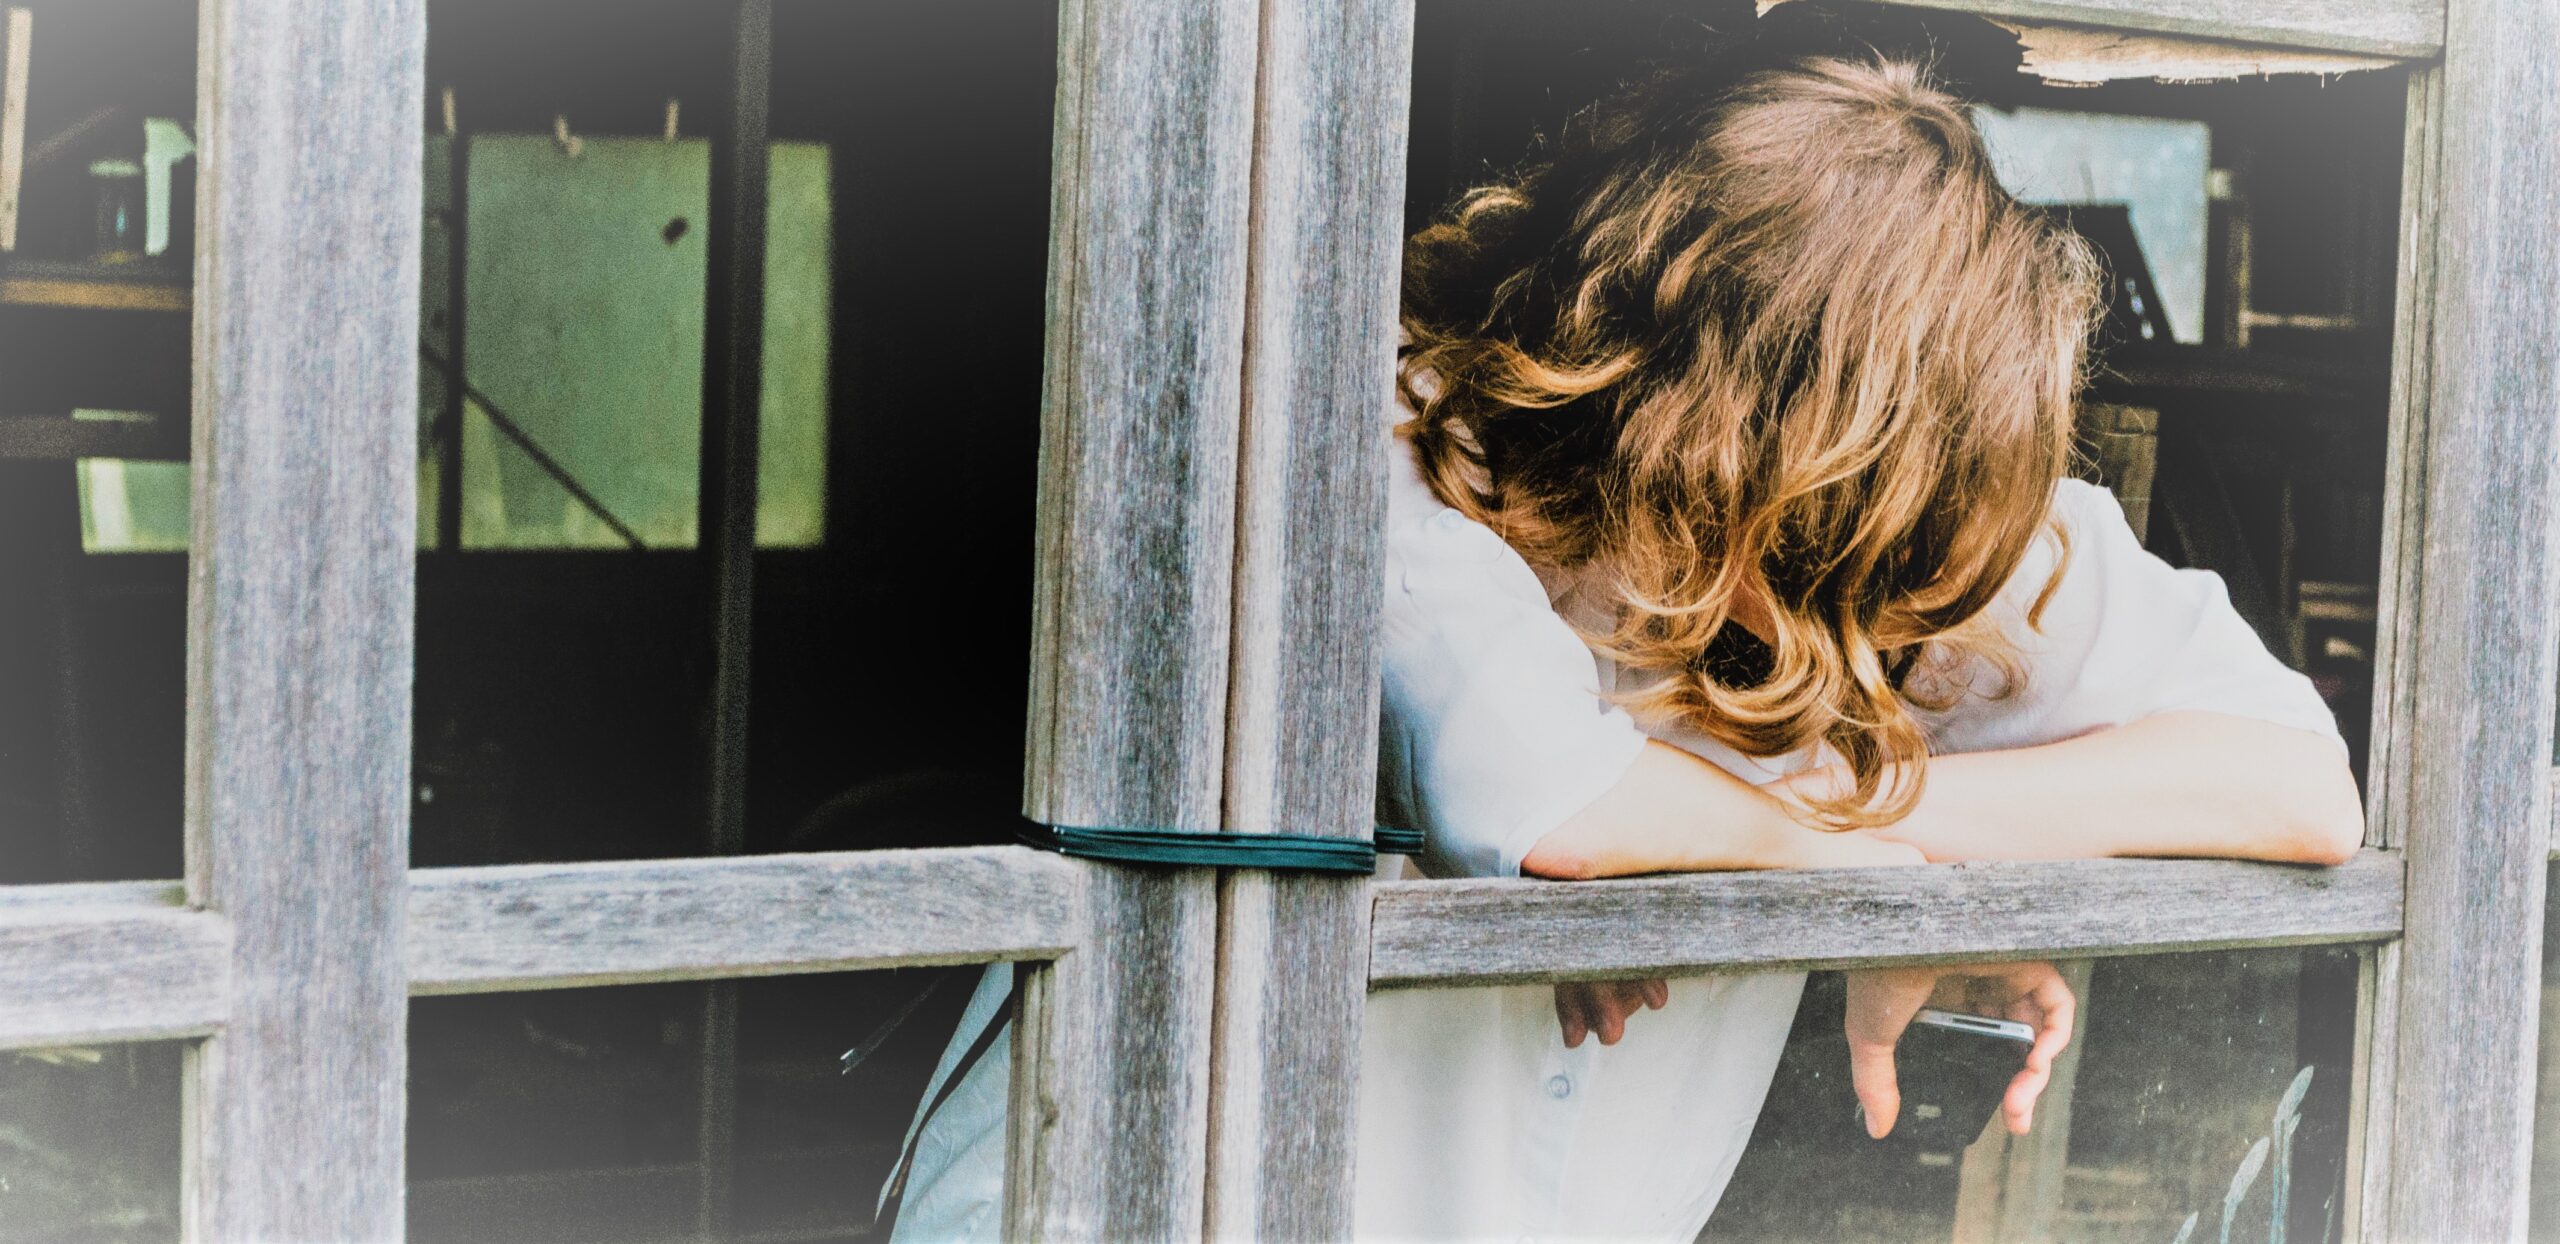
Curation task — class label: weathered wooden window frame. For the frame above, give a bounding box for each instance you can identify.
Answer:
[1215,0,2550,1240]
[0,0,1299,1238]
[0,0,2549,1240]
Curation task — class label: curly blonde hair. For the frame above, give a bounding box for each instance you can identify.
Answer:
[1399,55,2102,828]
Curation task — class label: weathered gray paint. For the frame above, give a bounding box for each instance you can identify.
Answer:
[2365,66,2442,861]
[0,0,2511,1233]
[1009,865,1220,1241]
[0,7,27,253]
[1024,0,1257,834]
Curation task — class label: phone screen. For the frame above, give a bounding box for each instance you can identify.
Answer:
[1866,1009,2034,1154]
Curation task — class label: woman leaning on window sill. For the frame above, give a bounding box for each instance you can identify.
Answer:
[1360,51,2361,1243]
[881,50,2364,1244]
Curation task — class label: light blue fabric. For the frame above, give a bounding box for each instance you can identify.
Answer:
[880,963,1012,1243]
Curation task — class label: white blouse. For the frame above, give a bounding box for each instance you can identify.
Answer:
[1356,415,2341,1242]
[886,404,2344,1244]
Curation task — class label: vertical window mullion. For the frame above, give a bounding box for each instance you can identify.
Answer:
[2361,0,2560,1232]
[1012,0,1258,1235]
[181,0,424,1238]
[2344,60,2441,1242]
[1205,0,1413,1237]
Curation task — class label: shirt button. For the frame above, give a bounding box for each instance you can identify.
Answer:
[1545,1074,1573,1100]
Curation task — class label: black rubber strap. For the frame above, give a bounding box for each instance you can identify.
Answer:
[1374,824,1427,855]
[1020,823,1429,874]
[875,964,1021,1238]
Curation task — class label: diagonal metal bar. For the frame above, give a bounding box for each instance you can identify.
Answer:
[416,342,647,550]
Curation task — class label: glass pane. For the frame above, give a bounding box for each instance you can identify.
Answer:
[1970,107,2209,345]
[0,0,195,884]
[0,1041,184,1242]
[1360,950,2358,1243]
[1711,950,2360,1244]
[412,0,1053,867]
[418,132,829,552]
[410,967,1004,1244]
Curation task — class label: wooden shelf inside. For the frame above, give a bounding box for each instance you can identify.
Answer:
[0,259,188,312]
[2093,342,2387,407]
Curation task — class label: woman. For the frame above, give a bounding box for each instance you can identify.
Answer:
[1360,53,2358,1240]
[887,54,2362,1242]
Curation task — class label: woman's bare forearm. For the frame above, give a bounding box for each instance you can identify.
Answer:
[1807,711,2364,865]
[1519,740,1924,879]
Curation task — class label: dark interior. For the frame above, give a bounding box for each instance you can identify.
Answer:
[0,0,2403,1240]
[1,1,1052,1239]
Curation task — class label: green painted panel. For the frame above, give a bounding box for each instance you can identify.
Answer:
[81,133,832,553]
[756,143,831,548]
[419,131,451,551]
[461,135,831,549]
[71,414,188,553]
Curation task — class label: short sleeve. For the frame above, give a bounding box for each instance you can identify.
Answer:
[1376,505,1649,879]
[1919,479,2346,756]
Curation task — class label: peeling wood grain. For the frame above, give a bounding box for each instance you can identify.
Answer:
[2345,69,2439,1241]
[2365,66,2442,859]
[408,847,1087,995]
[1764,0,2440,58]
[1369,853,2404,989]
[2344,940,2401,1244]
[2545,765,2559,858]
[1991,20,2397,84]
[0,8,28,252]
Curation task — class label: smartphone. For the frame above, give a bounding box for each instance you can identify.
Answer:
[1861,1009,2036,1153]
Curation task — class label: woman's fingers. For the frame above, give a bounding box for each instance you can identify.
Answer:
[1843,966,1943,1139]
[1552,980,1671,1048]
[1848,1036,1903,1139]
[2003,1058,2053,1135]
[1597,982,1639,1043]
[2021,970,2076,1074]
[1977,961,2075,1131]
[1982,962,2076,1075]
[1554,984,1590,1048]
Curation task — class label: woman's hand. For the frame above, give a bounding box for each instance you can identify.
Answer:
[1555,978,1668,1048]
[1545,826,1922,1048]
[1844,961,2075,1138]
